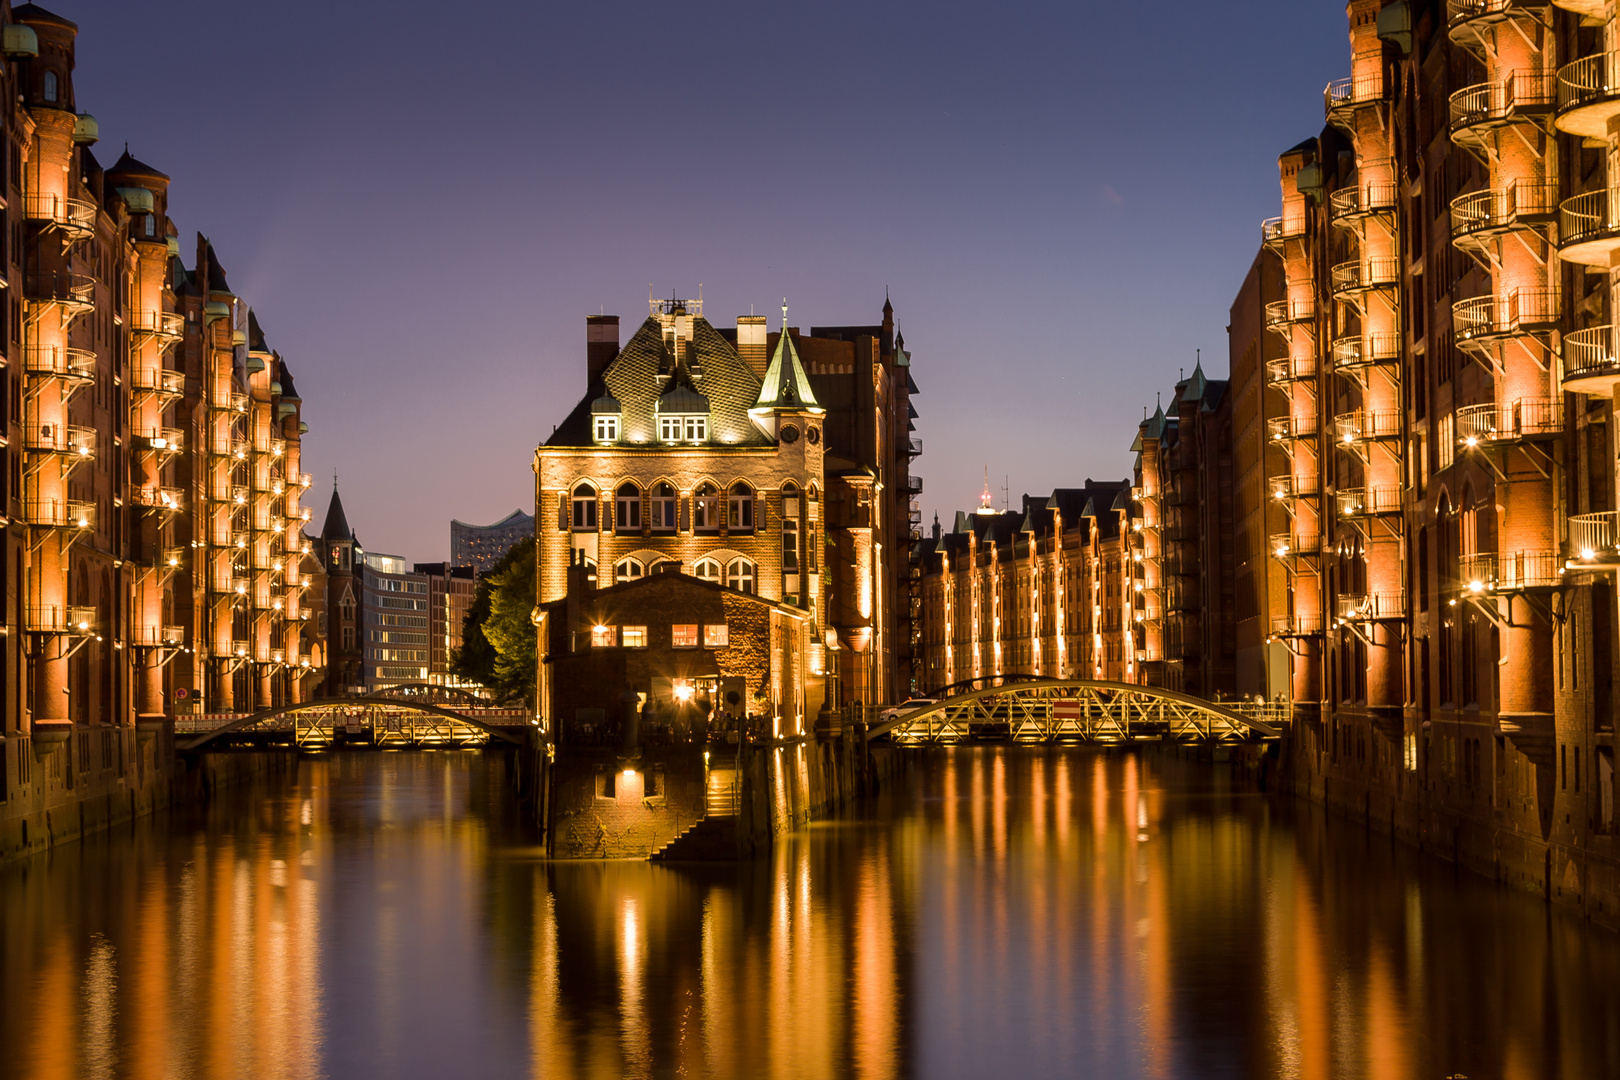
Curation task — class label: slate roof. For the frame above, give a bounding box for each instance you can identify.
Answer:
[204,242,231,295]
[109,147,169,182]
[278,360,301,402]
[13,4,76,30]
[547,316,772,448]
[321,486,352,544]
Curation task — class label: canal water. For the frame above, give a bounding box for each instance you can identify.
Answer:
[0,747,1614,1079]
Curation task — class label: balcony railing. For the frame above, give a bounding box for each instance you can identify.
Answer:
[130,366,185,396]
[132,625,186,647]
[1448,0,1552,31]
[1336,487,1402,517]
[1330,257,1399,296]
[131,486,184,512]
[295,472,313,488]
[1569,511,1620,561]
[1268,475,1319,501]
[1267,416,1315,443]
[129,310,185,342]
[26,605,96,634]
[1461,550,1563,592]
[134,427,183,454]
[23,344,95,381]
[211,434,249,459]
[24,193,96,236]
[23,498,93,528]
[906,475,923,495]
[906,437,922,457]
[1336,592,1406,621]
[1264,299,1316,332]
[1266,353,1317,385]
[1333,410,1401,444]
[1450,183,1557,246]
[1261,214,1307,248]
[1329,181,1398,225]
[23,271,95,309]
[1558,187,1620,266]
[1555,52,1620,139]
[1453,288,1560,347]
[210,388,248,412]
[1450,72,1557,142]
[1563,325,1620,391]
[1456,398,1561,444]
[1330,332,1400,371]
[1325,72,1387,126]
[212,639,252,659]
[23,423,95,457]
[1270,531,1323,560]
[1271,613,1324,637]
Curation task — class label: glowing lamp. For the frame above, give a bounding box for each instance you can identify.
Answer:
[1465,436,1478,448]
[1468,580,1483,593]
[674,684,694,703]
[1582,548,1595,560]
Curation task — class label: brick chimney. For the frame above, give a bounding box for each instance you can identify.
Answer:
[587,315,620,387]
[736,315,768,377]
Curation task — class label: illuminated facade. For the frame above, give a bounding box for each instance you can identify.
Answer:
[449,509,532,576]
[533,295,917,728]
[0,2,322,838]
[1234,0,1620,913]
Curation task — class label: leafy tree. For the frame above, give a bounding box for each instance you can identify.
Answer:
[452,537,535,704]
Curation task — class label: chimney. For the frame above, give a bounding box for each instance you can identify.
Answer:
[587,315,620,387]
[736,315,768,377]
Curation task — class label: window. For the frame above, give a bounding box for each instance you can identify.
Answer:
[782,519,799,573]
[672,624,699,648]
[622,625,648,648]
[726,558,755,594]
[42,71,56,103]
[616,483,641,532]
[728,483,754,532]
[694,483,720,531]
[571,484,597,530]
[342,626,355,650]
[590,624,617,648]
[651,482,677,531]
[144,214,155,238]
[704,623,729,647]
[694,558,721,582]
[594,415,619,442]
[615,558,644,583]
[659,415,707,442]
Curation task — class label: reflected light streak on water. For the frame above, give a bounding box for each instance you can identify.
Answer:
[0,748,1618,1079]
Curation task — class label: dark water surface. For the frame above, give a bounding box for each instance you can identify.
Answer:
[1,748,1615,1079]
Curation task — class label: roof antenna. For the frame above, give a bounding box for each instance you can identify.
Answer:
[333,470,338,491]
[782,297,788,331]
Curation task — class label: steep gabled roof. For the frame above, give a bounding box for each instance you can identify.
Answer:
[321,485,352,544]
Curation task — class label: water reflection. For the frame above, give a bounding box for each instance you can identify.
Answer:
[1,747,1617,1079]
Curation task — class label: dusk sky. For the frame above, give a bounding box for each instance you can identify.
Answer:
[66,0,1346,562]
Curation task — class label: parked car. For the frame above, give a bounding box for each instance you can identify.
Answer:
[878,698,939,724]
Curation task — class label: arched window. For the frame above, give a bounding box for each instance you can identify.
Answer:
[42,71,56,103]
[694,483,720,532]
[144,214,156,237]
[728,482,754,532]
[615,483,641,533]
[650,482,677,531]
[694,558,721,582]
[615,557,645,583]
[726,558,755,594]
[571,484,597,531]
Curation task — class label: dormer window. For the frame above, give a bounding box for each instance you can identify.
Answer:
[594,415,619,442]
[590,394,621,444]
[660,415,706,442]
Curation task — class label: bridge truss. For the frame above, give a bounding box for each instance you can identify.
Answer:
[177,696,530,752]
[866,679,1282,745]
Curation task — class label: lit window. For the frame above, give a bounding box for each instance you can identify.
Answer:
[145,214,156,237]
[42,71,56,103]
[594,415,619,442]
[650,482,677,531]
[694,558,721,582]
[591,625,617,648]
[728,482,754,532]
[571,484,597,530]
[703,623,729,647]
[672,624,699,648]
[622,626,648,648]
[616,483,641,531]
[615,558,644,583]
[684,416,706,441]
[694,483,720,531]
[726,558,755,594]
[659,415,705,442]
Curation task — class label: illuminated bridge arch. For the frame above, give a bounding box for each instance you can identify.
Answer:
[178,696,530,752]
[865,679,1282,745]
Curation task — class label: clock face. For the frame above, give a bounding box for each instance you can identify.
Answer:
[780,425,800,444]
[806,426,820,445]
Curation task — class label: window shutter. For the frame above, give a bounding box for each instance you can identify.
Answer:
[558,494,568,531]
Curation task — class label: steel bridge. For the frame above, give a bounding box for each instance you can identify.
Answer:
[865,679,1283,745]
[176,695,531,752]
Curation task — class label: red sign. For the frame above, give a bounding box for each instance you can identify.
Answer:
[176,687,189,699]
[1053,700,1082,721]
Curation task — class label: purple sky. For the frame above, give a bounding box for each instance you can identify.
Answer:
[66,0,1345,562]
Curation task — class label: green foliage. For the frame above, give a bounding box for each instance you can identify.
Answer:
[451,537,535,704]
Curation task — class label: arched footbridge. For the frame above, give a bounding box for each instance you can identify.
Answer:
[176,696,532,752]
[864,680,1284,745]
